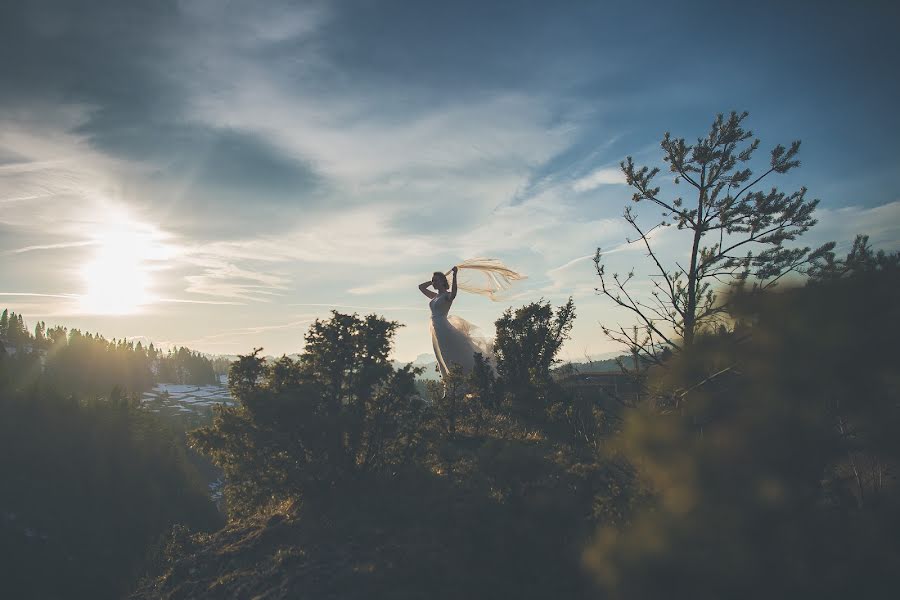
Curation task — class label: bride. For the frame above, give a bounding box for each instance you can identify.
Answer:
[418,259,524,378]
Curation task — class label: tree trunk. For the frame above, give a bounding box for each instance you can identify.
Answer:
[684,195,705,348]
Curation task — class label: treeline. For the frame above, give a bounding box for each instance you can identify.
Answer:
[156,346,219,386]
[0,311,227,599]
[0,309,219,396]
[130,247,900,599]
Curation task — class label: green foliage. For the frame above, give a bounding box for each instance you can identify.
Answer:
[0,387,221,600]
[494,298,575,385]
[0,309,219,397]
[489,298,606,447]
[156,346,219,385]
[142,302,644,599]
[191,312,426,518]
[209,355,234,377]
[493,298,576,416]
[809,233,900,281]
[0,310,29,348]
[39,329,156,397]
[0,312,226,599]
[585,265,900,599]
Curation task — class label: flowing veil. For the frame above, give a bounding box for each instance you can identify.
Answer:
[445,258,526,301]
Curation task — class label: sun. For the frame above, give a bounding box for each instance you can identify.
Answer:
[80,232,152,315]
[78,220,174,315]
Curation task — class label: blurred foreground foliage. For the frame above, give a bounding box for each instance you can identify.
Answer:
[0,386,221,600]
[587,242,900,599]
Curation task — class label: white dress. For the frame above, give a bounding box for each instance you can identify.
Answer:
[429,291,489,377]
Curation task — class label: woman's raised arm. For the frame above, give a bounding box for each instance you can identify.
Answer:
[419,280,437,299]
[449,266,458,300]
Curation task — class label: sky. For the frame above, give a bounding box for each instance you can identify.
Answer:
[1,0,899,362]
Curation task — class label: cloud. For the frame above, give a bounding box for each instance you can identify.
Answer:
[289,302,426,313]
[158,298,246,306]
[811,200,900,252]
[1,1,331,240]
[193,317,318,340]
[5,240,98,255]
[0,292,79,299]
[548,254,595,274]
[572,166,625,192]
[182,258,291,302]
[348,274,423,296]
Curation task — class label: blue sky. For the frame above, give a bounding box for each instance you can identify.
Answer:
[2,0,899,361]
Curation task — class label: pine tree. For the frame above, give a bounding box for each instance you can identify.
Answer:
[7,311,19,344]
[594,111,834,360]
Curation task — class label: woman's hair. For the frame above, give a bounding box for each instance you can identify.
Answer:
[432,271,449,289]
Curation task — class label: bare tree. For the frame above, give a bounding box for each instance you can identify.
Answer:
[594,111,834,362]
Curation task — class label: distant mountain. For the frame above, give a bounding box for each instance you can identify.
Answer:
[394,353,442,380]
[207,353,241,361]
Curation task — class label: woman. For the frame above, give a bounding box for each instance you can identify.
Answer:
[419,259,525,380]
[418,266,485,377]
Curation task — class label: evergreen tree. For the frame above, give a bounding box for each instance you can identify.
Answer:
[6,311,20,345]
[191,312,424,516]
[492,298,576,420]
[594,111,833,360]
[33,321,45,347]
[809,233,900,280]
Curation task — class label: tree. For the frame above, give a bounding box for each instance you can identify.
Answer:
[494,298,575,386]
[493,298,576,419]
[594,111,833,361]
[33,321,46,348]
[809,233,900,280]
[191,312,425,517]
[0,383,220,600]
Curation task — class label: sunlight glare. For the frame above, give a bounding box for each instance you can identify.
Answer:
[78,215,176,315]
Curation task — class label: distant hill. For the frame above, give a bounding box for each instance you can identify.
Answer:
[388,353,636,380]
[393,353,442,381]
[559,354,636,373]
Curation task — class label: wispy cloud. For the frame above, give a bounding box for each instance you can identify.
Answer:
[548,254,594,274]
[572,167,625,192]
[5,240,98,255]
[0,292,80,299]
[811,200,900,251]
[348,274,422,296]
[288,303,426,312]
[171,316,319,348]
[183,258,291,302]
[158,298,246,306]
